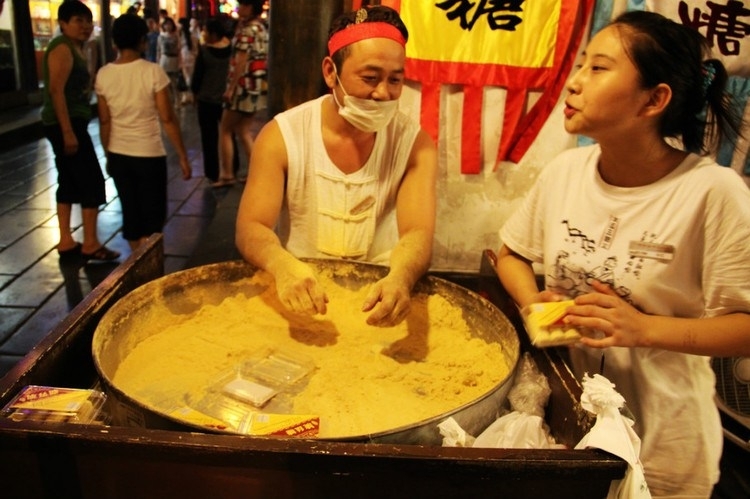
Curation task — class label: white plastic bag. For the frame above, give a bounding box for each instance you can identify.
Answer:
[575,373,651,499]
[473,411,561,448]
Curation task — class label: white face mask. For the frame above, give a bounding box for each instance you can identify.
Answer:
[332,73,398,133]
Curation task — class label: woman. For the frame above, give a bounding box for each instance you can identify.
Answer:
[95,14,191,252]
[191,17,231,182]
[495,10,749,498]
[156,16,181,107]
[41,0,119,262]
[214,0,268,187]
[178,17,199,105]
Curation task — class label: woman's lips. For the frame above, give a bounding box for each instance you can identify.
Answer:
[563,103,577,119]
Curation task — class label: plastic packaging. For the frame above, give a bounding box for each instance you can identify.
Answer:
[1,385,108,424]
[183,346,319,436]
[521,300,582,347]
[472,353,562,449]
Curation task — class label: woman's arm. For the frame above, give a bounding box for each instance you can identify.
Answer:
[567,280,750,356]
[96,93,111,153]
[155,84,191,179]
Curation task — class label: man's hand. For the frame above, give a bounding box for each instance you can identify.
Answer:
[62,129,79,155]
[362,275,411,327]
[274,260,328,315]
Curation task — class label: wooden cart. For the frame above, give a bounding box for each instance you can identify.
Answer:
[0,235,625,498]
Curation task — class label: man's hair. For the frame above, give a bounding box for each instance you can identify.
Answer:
[58,0,93,22]
[238,0,264,14]
[204,17,226,39]
[112,14,148,50]
[328,6,408,72]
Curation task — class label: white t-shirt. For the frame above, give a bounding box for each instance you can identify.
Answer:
[95,59,170,157]
[275,95,420,264]
[500,144,750,496]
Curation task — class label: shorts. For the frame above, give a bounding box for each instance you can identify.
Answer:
[107,153,168,242]
[44,119,106,208]
[224,87,266,114]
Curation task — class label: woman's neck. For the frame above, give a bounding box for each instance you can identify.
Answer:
[116,49,142,64]
[598,138,687,187]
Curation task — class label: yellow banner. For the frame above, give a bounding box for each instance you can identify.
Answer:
[401,0,561,68]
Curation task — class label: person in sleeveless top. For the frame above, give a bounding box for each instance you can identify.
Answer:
[41,0,119,262]
[235,6,437,328]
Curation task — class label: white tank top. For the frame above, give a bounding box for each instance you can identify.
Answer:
[275,95,420,264]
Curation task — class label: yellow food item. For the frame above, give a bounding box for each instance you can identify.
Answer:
[522,300,582,347]
[112,270,511,438]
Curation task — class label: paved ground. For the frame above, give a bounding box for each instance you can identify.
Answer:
[0,104,258,378]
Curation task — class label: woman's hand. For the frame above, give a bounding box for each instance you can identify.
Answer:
[179,156,192,180]
[564,280,649,348]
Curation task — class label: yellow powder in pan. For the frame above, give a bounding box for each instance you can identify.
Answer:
[112,270,511,438]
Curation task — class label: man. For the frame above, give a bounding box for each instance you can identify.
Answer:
[42,0,119,262]
[144,17,160,62]
[235,6,437,327]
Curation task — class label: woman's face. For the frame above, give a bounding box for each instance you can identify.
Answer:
[563,25,654,142]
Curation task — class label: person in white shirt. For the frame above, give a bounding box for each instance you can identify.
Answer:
[95,14,191,251]
[495,10,749,498]
[235,6,437,327]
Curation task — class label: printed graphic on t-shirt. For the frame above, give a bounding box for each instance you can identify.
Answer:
[547,218,646,305]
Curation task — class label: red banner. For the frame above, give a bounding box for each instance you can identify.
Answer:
[376,0,594,172]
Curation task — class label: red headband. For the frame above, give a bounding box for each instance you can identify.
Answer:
[327,22,406,56]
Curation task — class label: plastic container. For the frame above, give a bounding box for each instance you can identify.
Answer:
[522,301,583,347]
[180,347,317,435]
[240,346,315,389]
[1,385,108,424]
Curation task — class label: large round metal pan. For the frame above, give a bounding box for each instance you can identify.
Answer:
[92,259,520,445]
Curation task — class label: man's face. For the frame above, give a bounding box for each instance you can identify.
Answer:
[335,37,405,102]
[236,4,253,21]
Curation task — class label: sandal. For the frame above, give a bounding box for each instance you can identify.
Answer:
[57,242,82,256]
[82,246,121,262]
[211,177,236,188]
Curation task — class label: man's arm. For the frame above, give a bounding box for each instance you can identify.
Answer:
[362,129,437,326]
[235,121,328,315]
[47,43,77,155]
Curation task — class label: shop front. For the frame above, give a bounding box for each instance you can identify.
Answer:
[30,0,127,86]
[0,0,187,111]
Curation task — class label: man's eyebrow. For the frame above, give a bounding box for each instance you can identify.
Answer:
[360,64,405,74]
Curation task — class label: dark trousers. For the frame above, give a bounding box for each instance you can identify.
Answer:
[107,153,167,242]
[197,100,223,182]
[44,119,106,207]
